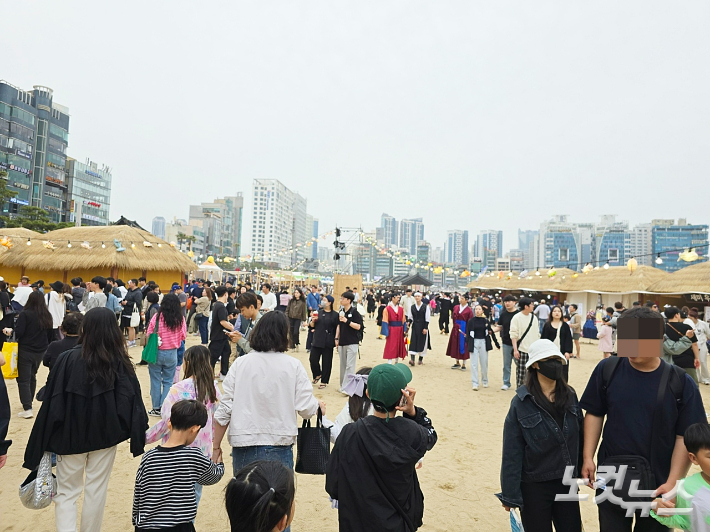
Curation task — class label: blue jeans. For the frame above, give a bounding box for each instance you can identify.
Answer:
[502,344,514,387]
[194,482,203,508]
[199,317,209,344]
[177,340,185,366]
[231,445,294,477]
[148,348,178,409]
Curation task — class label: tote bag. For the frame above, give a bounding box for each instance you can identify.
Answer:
[141,312,160,364]
[130,305,140,328]
[1,340,19,379]
[294,407,330,475]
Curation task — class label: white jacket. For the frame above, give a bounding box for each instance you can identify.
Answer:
[46,291,67,329]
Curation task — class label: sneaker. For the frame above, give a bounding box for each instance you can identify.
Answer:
[148,409,161,417]
[451,364,461,370]
[472,386,479,391]
[127,340,136,348]
[704,381,710,385]
[501,384,510,391]
[483,383,489,388]
[18,409,33,419]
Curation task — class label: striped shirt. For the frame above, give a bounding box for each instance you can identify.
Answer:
[132,445,224,529]
[146,314,187,350]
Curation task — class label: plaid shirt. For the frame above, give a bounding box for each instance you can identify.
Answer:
[147,313,186,350]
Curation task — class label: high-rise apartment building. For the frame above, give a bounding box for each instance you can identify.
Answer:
[476,230,503,270]
[445,230,469,265]
[0,81,70,222]
[64,158,112,226]
[152,216,166,239]
[630,224,653,266]
[537,216,579,268]
[594,216,631,266]
[189,194,244,257]
[251,179,308,267]
[652,219,709,272]
[399,218,424,255]
[417,241,431,263]
[306,215,319,259]
[380,214,398,248]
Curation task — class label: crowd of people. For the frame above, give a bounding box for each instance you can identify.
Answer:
[1,274,709,531]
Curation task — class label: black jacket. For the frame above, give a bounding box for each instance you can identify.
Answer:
[23,346,148,470]
[541,321,574,355]
[309,309,338,349]
[326,407,437,532]
[0,374,10,456]
[497,385,584,509]
[15,310,53,355]
[465,316,499,352]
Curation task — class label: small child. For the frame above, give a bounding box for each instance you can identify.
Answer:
[597,316,613,359]
[226,460,296,532]
[133,400,225,532]
[652,422,710,530]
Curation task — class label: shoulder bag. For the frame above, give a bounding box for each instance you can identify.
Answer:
[517,315,534,346]
[129,301,140,328]
[295,407,330,475]
[141,311,160,364]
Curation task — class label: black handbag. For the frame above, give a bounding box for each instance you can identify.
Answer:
[295,407,330,475]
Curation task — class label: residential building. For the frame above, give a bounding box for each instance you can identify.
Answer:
[518,229,538,271]
[537,216,580,269]
[399,218,424,255]
[0,81,70,222]
[188,194,244,258]
[508,249,525,272]
[476,230,503,270]
[416,241,431,264]
[64,158,112,226]
[631,224,653,266]
[250,179,308,268]
[496,258,511,272]
[652,219,709,272]
[306,215,319,259]
[431,246,444,264]
[380,213,398,248]
[594,216,631,266]
[445,230,469,265]
[152,216,166,239]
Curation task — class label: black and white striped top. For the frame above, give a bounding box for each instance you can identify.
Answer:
[133,445,224,529]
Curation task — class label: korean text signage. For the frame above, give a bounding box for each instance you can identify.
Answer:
[684,293,710,303]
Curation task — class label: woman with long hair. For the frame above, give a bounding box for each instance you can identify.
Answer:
[497,339,583,531]
[146,293,187,417]
[23,307,148,531]
[146,344,221,506]
[214,311,326,476]
[286,288,307,351]
[3,291,54,418]
[309,295,338,389]
[194,286,212,345]
[0,281,13,351]
[226,460,296,532]
[541,305,574,381]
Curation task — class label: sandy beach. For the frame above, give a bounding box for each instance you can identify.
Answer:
[2,319,708,531]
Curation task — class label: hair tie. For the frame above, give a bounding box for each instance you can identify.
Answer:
[270,487,275,493]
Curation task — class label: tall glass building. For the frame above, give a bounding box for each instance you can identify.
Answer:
[652,220,709,272]
[0,81,70,222]
[64,158,112,225]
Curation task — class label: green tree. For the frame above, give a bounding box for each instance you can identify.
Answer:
[0,205,72,232]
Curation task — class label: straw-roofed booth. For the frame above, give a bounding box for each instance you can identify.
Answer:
[645,262,710,311]
[0,228,42,283]
[468,268,576,295]
[0,225,196,289]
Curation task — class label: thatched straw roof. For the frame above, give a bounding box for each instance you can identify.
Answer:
[0,228,42,239]
[468,268,576,293]
[0,225,196,272]
[561,265,669,293]
[645,261,710,294]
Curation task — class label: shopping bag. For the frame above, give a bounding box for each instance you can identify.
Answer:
[1,341,19,379]
[19,452,57,509]
[510,509,524,532]
[130,306,140,328]
[142,312,160,364]
[294,407,330,475]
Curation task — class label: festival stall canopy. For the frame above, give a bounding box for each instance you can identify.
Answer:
[560,265,669,294]
[645,262,710,295]
[468,268,576,293]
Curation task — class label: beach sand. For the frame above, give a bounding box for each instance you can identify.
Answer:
[2,319,708,531]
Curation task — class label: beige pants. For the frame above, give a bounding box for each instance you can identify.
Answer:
[55,446,117,532]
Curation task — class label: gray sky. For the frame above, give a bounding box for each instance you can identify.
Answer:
[5,1,710,256]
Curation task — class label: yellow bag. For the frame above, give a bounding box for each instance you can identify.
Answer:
[1,341,19,379]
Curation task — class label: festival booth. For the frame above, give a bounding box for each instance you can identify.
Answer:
[194,256,223,283]
[468,268,575,305]
[334,274,363,304]
[645,262,710,314]
[0,225,197,289]
[0,228,42,285]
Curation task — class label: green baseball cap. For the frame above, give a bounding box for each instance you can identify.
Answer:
[367,363,412,409]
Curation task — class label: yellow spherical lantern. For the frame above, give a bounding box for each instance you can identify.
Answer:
[627,257,638,274]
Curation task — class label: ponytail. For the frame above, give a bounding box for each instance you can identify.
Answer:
[226,460,295,532]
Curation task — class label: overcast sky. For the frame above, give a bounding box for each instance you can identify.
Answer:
[5,1,709,255]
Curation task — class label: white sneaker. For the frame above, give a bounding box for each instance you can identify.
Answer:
[501,384,510,391]
[483,383,489,388]
[18,409,33,419]
[472,386,479,391]
[704,381,710,385]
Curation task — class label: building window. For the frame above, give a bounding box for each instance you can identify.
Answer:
[559,248,569,262]
[608,248,619,262]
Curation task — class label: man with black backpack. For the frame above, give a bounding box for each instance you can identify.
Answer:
[580,306,706,531]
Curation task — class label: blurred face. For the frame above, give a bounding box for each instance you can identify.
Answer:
[474,305,483,317]
[504,300,516,310]
[294,291,301,299]
[392,295,400,305]
[128,280,136,289]
[552,307,562,320]
[415,294,422,304]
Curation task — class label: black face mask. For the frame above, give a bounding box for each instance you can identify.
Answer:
[537,359,564,381]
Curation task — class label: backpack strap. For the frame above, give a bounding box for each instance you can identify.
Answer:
[668,364,686,406]
[601,356,622,394]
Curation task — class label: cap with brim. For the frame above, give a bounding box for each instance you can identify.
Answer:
[525,339,568,369]
[367,363,412,409]
[325,295,334,304]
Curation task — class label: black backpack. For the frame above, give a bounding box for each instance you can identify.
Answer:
[602,356,685,407]
[357,321,366,343]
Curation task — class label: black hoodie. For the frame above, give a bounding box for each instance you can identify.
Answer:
[325,407,437,532]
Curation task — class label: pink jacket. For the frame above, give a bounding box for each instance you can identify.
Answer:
[597,324,613,352]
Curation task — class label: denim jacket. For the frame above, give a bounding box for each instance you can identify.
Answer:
[496,385,584,509]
